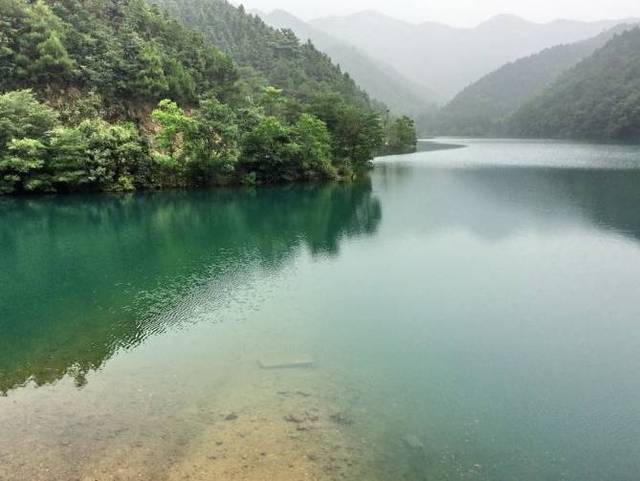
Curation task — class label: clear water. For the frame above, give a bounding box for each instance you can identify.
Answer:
[2,139,640,481]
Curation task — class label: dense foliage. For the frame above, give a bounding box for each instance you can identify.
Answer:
[149,0,373,109]
[421,25,631,137]
[509,28,640,141]
[0,0,236,112]
[0,0,416,195]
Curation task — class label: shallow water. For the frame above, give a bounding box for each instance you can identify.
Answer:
[2,139,640,481]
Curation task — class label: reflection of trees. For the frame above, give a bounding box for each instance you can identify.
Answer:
[380,163,640,243]
[0,180,382,394]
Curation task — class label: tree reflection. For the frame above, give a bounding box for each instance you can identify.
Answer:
[0,180,382,394]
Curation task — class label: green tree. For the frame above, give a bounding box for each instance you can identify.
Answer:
[78,120,151,191]
[48,126,90,189]
[151,99,195,162]
[240,116,298,183]
[0,90,57,153]
[32,31,76,85]
[135,43,170,99]
[292,113,335,179]
[186,96,240,183]
[310,93,384,169]
[385,116,417,155]
[0,138,48,194]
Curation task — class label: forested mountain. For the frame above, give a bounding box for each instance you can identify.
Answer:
[149,0,374,108]
[259,9,438,117]
[510,27,640,141]
[424,24,635,136]
[310,11,635,99]
[0,0,417,196]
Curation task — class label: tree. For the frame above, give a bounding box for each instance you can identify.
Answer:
[240,115,298,183]
[385,116,417,155]
[309,93,384,170]
[135,43,169,99]
[0,90,58,153]
[0,138,48,194]
[32,31,76,85]
[78,120,151,192]
[186,96,240,183]
[48,126,90,189]
[292,113,335,179]
[151,99,195,162]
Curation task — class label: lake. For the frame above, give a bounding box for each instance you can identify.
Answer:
[2,138,640,481]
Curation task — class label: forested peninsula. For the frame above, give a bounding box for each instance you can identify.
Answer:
[0,0,417,195]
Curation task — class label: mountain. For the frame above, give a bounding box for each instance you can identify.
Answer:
[149,0,374,109]
[509,27,640,141]
[310,11,636,99]
[424,24,636,136]
[259,9,437,116]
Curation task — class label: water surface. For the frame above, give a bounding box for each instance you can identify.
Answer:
[2,139,640,481]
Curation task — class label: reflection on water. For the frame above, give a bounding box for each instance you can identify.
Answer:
[1,140,640,481]
[0,181,381,395]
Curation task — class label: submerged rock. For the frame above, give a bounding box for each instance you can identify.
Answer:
[402,434,424,450]
[329,412,354,426]
[284,414,305,424]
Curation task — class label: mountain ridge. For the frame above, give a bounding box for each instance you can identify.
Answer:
[423,23,638,136]
[509,27,640,141]
[259,9,438,115]
[309,11,637,98]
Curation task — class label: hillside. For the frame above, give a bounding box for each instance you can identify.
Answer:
[259,9,438,116]
[310,11,634,99]
[424,24,635,136]
[510,27,640,141]
[0,0,236,116]
[0,0,416,196]
[149,0,374,109]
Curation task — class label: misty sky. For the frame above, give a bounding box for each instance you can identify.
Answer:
[238,0,640,27]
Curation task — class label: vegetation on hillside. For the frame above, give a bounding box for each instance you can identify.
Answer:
[0,0,417,195]
[150,0,375,108]
[510,27,640,141]
[421,27,629,137]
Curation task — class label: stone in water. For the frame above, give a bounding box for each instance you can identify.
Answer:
[402,434,424,450]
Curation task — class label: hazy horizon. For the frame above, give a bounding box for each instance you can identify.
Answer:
[238,0,640,27]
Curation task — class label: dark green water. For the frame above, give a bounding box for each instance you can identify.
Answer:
[1,139,640,481]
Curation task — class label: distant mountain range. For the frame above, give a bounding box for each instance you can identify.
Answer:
[248,7,640,141]
[425,23,637,136]
[309,11,637,99]
[256,9,437,117]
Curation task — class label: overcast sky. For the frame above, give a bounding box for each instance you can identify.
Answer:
[238,0,640,27]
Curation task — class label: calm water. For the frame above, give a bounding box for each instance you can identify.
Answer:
[2,139,640,481]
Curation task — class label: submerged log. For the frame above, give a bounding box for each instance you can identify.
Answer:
[258,355,314,369]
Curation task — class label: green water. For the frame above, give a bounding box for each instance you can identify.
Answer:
[2,139,640,480]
